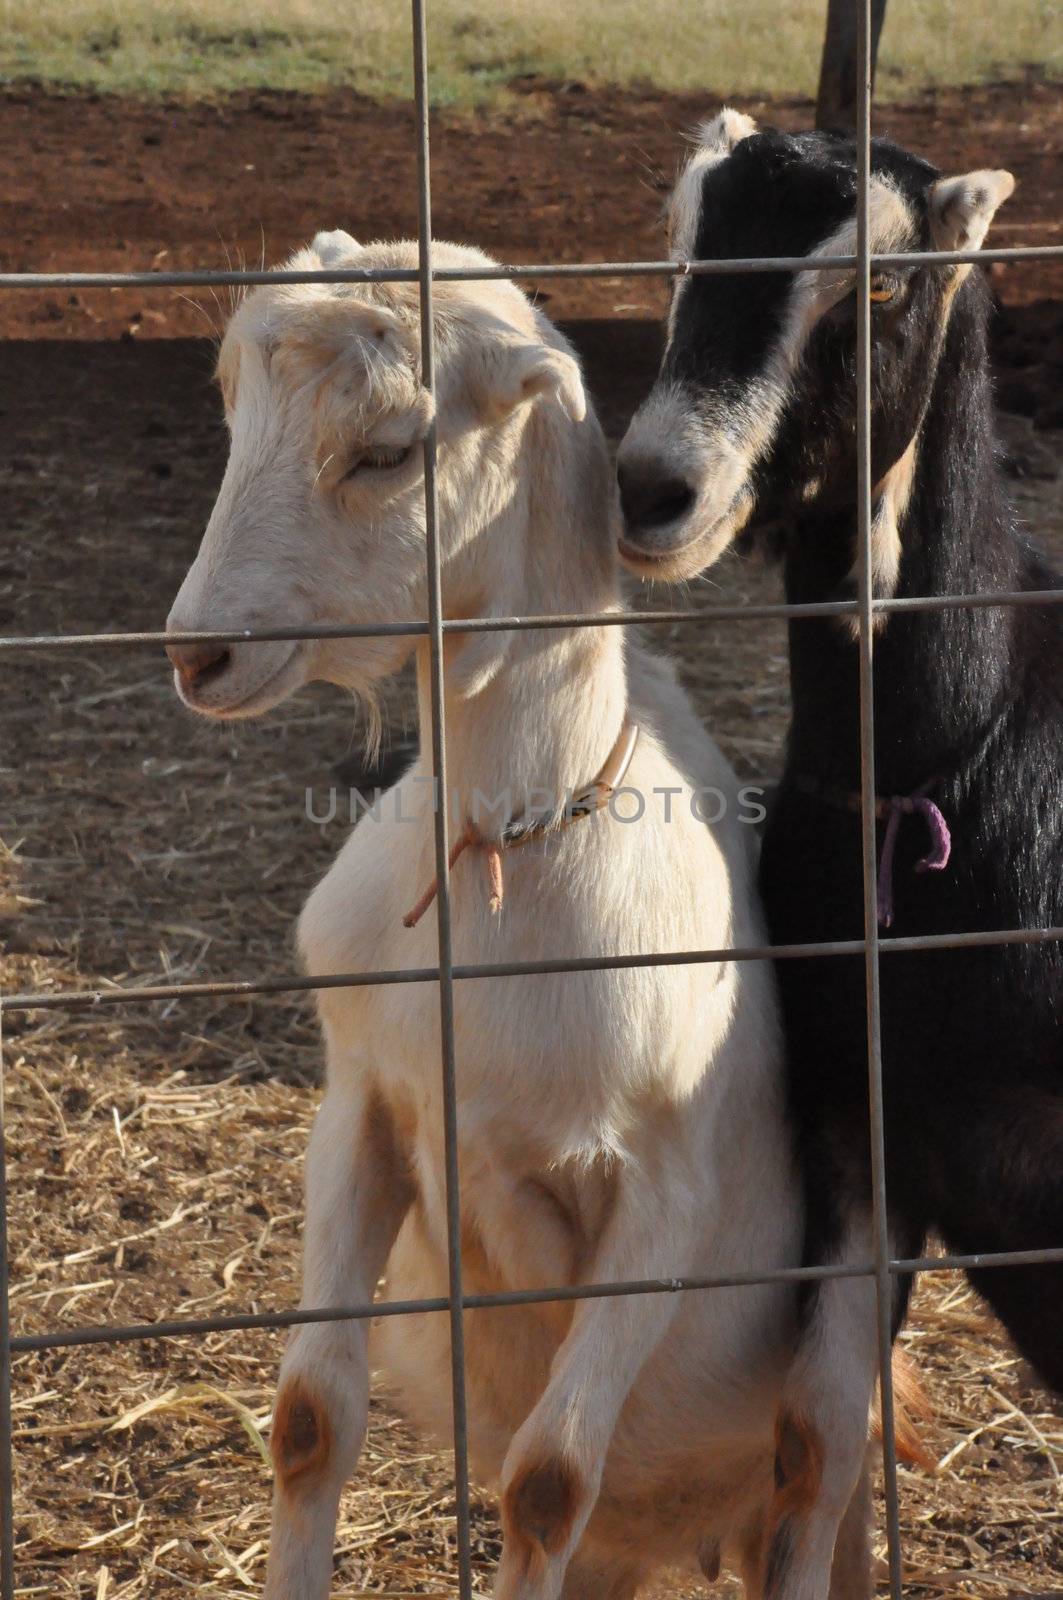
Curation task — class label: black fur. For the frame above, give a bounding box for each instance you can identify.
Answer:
[669,131,1063,1388]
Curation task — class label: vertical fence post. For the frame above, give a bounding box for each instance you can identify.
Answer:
[0,1004,14,1600]
[410,4,475,1596]
[816,0,889,131]
[854,3,904,1596]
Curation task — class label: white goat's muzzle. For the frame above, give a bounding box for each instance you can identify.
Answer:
[165,615,309,721]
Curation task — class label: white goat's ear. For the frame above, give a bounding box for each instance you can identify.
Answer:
[697,107,758,157]
[476,338,586,423]
[344,300,406,347]
[311,229,361,266]
[928,170,1014,253]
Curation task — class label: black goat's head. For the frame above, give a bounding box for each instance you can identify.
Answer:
[617,111,1014,583]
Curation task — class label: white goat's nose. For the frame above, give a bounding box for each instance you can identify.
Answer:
[165,638,232,690]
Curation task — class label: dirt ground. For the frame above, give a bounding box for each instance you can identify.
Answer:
[1,80,1062,1599]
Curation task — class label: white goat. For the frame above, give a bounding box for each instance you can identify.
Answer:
[166,235,816,1600]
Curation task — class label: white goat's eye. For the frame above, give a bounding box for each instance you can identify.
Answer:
[343,444,413,480]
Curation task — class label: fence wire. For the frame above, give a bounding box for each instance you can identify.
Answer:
[1,582,1063,656]
[411,2,475,1587]
[1,2,1061,1595]
[0,241,1060,292]
[854,7,901,1586]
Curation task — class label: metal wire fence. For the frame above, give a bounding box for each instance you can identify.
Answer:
[1,2,1062,1596]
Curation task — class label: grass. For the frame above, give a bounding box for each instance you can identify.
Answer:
[0,0,1059,104]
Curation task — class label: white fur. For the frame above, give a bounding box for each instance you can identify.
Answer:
[166,240,856,1600]
[668,108,758,265]
[665,108,759,347]
[929,168,1015,254]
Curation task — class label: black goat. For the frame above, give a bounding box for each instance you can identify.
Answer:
[618,110,1062,1597]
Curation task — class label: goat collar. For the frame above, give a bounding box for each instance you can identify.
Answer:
[794,773,951,931]
[403,718,640,929]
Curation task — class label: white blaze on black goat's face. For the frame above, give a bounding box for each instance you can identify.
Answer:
[617,112,1014,584]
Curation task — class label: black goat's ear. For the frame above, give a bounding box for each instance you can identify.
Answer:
[928,170,1015,254]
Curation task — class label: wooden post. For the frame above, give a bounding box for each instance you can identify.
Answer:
[815,0,889,132]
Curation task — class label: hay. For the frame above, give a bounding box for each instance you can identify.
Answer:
[1,340,1061,1595]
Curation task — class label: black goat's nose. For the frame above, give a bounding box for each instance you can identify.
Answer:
[617,463,696,532]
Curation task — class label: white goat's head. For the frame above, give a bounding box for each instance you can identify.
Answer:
[166,233,586,718]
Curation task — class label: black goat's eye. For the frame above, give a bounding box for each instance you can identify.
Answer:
[869,273,899,304]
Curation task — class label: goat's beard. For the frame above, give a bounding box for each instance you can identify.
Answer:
[339,677,385,771]
[359,684,386,771]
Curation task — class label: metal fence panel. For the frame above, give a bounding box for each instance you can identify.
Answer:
[1,2,1060,1594]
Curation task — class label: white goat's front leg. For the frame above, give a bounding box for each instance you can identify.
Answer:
[827,1448,873,1600]
[760,1217,881,1600]
[263,1072,413,1600]
[494,1161,694,1600]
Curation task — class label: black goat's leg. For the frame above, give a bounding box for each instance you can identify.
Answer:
[933,1096,1063,1396]
[967,1259,1063,1394]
